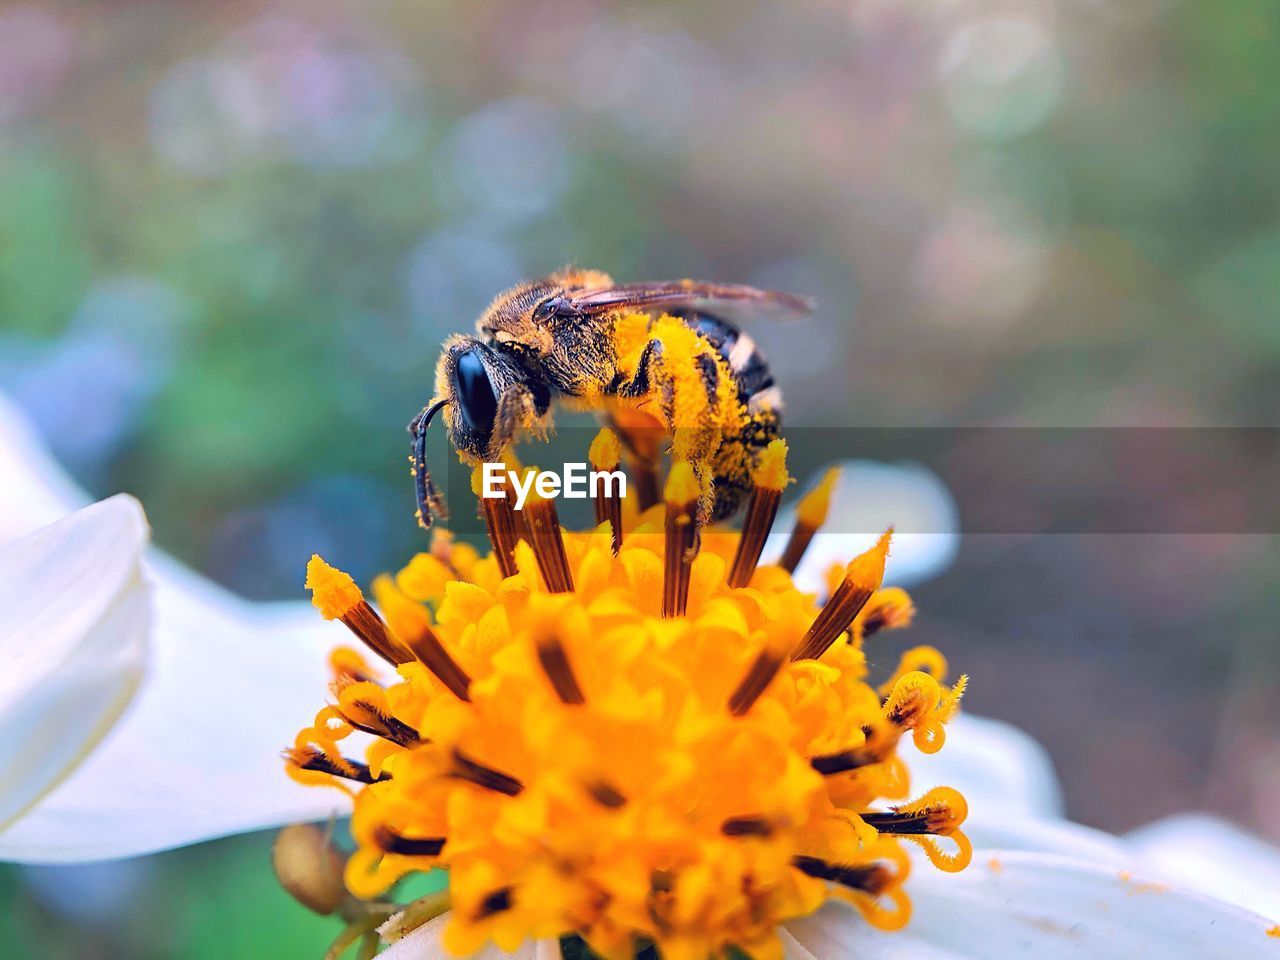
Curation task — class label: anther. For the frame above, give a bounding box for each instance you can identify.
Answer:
[792,855,891,894]
[809,746,877,775]
[475,887,514,919]
[721,816,774,838]
[860,787,968,837]
[450,748,523,796]
[590,427,624,554]
[728,438,789,588]
[586,780,627,809]
[519,469,574,592]
[791,530,890,661]
[534,630,586,705]
[779,466,840,574]
[856,587,916,643]
[285,746,389,785]
[372,576,472,702]
[472,463,520,578]
[662,460,701,617]
[306,556,412,666]
[372,825,446,857]
[727,639,788,716]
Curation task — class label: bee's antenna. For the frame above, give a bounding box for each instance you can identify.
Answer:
[410,398,450,529]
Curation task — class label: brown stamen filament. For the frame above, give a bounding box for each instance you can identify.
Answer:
[523,485,575,593]
[729,439,789,588]
[780,466,840,574]
[727,646,786,716]
[792,855,891,894]
[339,700,421,747]
[778,523,816,575]
[721,816,774,838]
[590,428,625,554]
[663,461,701,618]
[342,601,413,666]
[809,746,878,775]
[451,748,523,796]
[791,532,890,662]
[286,747,388,784]
[728,486,781,587]
[586,780,627,809]
[535,633,586,705]
[373,825,446,857]
[860,809,941,836]
[400,620,472,702]
[476,887,514,919]
[475,467,520,578]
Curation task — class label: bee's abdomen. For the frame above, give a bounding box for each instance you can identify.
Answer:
[681,314,782,415]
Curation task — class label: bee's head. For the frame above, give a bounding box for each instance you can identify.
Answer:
[410,336,550,529]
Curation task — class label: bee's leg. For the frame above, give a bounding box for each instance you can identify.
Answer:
[617,338,664,401]
[488,383,547,461]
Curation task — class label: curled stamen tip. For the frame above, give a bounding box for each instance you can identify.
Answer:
[797,465,840,528]
[664,460,700,506]
[306,555,363,620]
[752,438,790,491]
[589,428,621,471]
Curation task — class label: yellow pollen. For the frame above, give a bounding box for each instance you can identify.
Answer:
[752,437,790,492]
[287,449,970,959]
[588,427,621,471]
[796,465,840,529]
[306,555,363,620]
[663,458,701,506]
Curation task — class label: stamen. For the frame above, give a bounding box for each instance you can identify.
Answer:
[779,466,839,573]
[523,473,575,593]
[335,695,422,747]
[285,746,388,784]
[372,825,446,857]
[857,587,915,642]
[372,576,472,702]
[476,887,514,919]
[792,855,891,894]
[809,746,877,775]
[450,748,524,796]
[860,787,967,837]
[662,460,701,617]
[791,531,890,661]
[727,639,788,716]
[306,556,412,666]
[728,439,789,588]
[590,428,624,554]
[721,816,774,838]
[586,780,627,809]
[472,465,520,578]
[534,630,586,705]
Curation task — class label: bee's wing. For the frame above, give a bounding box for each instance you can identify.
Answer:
[567,282,813,325]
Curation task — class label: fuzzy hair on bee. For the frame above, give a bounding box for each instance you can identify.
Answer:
[408,267,811,528]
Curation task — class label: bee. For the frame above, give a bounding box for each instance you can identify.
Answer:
[409,267,811,528]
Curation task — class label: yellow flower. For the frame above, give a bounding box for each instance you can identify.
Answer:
[287,433,969,960]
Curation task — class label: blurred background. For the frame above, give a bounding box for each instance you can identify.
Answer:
[1,0,1277,955]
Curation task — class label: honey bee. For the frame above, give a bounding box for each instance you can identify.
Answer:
[409,267,811,528]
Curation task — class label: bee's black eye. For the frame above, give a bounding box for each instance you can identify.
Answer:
[455,350,499,441]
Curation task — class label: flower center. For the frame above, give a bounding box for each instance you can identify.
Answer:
[286,429,970,959]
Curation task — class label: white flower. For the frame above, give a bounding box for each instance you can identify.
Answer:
[0,391,1275,958]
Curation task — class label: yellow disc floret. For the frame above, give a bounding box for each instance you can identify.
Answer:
[290,487,971,958]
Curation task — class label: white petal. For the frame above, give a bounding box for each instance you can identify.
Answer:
[962,814,1128,866]
[1128,813,1280,921]
[902,713,1063,819]
[0,563,352,861]
[774,460,960,590]
[783,851,1276,959]
[0,495,150,831]
[0,393,86,542]
[379,911,559,960]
